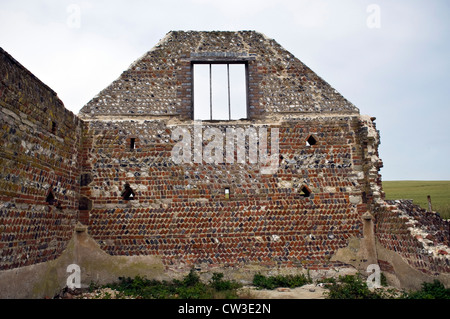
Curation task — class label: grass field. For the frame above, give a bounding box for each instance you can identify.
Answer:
[382,181,450,219]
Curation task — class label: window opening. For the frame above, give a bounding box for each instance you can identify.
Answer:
[130,138,136,151]
[306,135,317,146]
[46,190,56,204]
[300,185,311,198]
[80,173,92,187]
[51,121,57,134]
[46,189,62,208]
[79,196,92,211]
[224,187,230,199]
[193,63,247,120]
[80,173,92,186]
[362,191,368,204]
[121,183,135,200]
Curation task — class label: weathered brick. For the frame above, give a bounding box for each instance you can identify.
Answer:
[1,32,449,280]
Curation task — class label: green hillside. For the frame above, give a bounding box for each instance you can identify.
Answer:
[382,181,450,219]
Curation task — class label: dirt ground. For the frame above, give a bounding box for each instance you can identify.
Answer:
[240,284,327,299]
[59,284,327,299]
[65,284,329,299]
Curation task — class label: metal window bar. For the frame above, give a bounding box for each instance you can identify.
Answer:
[208,63,232,120]
[227,64,231,121]
[195,63,246,120]
[209,64,213,121]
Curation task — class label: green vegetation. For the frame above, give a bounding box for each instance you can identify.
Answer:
[100,269,242,299]
[86,271,449,299]
[323,274,399,299]
[403,280,450,299]
[324,275,450,299]
[325,275,383,299]
[252,272,312,290]
[382,180,450,219]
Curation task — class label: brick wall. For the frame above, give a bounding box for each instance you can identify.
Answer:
[80,115,370,270]
[0,48,81,270]
[1,29,448,282]
[76,31,379,271]
[375,200,450,275]
[79,31,358,119]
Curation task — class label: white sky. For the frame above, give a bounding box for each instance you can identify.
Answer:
[0,0,449,181]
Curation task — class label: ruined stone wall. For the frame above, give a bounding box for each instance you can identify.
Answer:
[79,114,374,270]
[0,48,81,270]
[1,29,448,293]
[355,115,449,284]
[80,31,358,120]
[375,200,450,277]
[77,31,378,272]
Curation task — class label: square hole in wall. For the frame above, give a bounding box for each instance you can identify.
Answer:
[306,135,317,146]
[80,173,92,187]
[300,185,311,197]
[224,187,230,199]
[130,138,136,151]
[79,196,92,211]
[51,121,57,135]
[46,190,56,204]
[121,183,135,200]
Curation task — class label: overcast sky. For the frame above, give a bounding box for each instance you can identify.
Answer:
[1,0,449,181]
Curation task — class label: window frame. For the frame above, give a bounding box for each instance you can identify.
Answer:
[191,61,249,121]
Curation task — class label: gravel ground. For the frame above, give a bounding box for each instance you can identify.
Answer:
[54,284,328,299]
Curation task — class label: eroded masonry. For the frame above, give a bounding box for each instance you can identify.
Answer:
[1,31,449,298]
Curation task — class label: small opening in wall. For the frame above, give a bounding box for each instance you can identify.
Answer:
[121,183,135,200]
[362,191,368,204]
[51,121,57,134]
[300,185,311,198]
[80,173,92,187]
[130,138,136,151]
[306,135,317,146]
[224,187,230,199]
[46,190,56,204]
[46,189,62,208]
[78,195,92,211]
